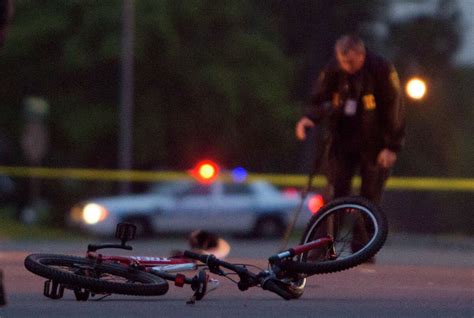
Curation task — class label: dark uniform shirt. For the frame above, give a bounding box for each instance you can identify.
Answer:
[305,51,405,160]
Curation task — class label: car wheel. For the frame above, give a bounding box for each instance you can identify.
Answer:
[122,217,154,238]
[253,216,285,239]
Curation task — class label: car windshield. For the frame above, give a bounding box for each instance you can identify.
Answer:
[180,183,212,196]
[222,183,253,195]
[147,180,193,196]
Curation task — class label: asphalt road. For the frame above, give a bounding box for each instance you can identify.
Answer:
[0,236,473,318]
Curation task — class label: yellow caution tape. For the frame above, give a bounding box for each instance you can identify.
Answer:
[0,166,186,182]
[0,166,473,192]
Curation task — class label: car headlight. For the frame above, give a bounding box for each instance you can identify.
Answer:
[82,203,109,224]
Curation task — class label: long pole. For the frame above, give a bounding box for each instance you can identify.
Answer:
[119,0,135,194]
[0,269,5,306]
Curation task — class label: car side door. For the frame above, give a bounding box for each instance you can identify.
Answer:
[212,183,256,232]
[164,182,217,231]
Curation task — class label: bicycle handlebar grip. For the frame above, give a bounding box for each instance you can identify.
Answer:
[261,279,292,300]
[87,243,133,252]
[183,250,209,263]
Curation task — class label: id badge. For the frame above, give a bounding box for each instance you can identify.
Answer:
[344,99,357,116]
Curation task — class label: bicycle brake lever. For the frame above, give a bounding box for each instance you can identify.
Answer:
[208,265,225,276]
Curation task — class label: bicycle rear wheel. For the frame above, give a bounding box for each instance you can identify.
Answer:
[24,254,169,297]
[279,196,388,298]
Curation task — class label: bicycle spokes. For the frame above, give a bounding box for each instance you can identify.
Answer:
[303,206,379,262]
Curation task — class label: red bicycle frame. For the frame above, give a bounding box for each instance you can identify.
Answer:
[85,235,332,271]
[269,236,333,263]
[86,251,197,273]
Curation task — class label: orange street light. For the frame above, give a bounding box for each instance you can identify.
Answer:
[405,77,427,100]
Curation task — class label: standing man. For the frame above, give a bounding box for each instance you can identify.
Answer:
[295,35,405,254]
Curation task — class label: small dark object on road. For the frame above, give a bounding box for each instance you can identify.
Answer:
[188,230,230,259]
[168,230,231,259]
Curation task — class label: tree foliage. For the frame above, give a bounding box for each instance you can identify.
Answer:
[133,0,296,171]
[0,1,469,177]
[0,0,296,172]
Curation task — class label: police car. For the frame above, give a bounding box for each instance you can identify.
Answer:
[67,162,324,238]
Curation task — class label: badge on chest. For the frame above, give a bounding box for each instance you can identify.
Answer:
[344,99,357,116]
[362,94,376,110]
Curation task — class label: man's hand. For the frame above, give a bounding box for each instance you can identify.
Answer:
[377,148,397,169]
[295,117,315,140]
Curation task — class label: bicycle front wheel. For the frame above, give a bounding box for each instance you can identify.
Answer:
[301,196,387,273]
[277,197,388,299]
[24,254,169,297]
[283,196,388,278]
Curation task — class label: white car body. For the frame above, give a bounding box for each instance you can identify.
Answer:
[68,180,316,237]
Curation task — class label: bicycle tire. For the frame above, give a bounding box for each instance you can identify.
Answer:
[24,254,169,297]
[279,196,388,298]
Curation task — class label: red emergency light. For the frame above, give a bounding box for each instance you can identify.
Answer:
[308,194,324,214]
[191,160,219,183]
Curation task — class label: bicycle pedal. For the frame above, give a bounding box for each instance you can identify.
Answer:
[43,280,64,299]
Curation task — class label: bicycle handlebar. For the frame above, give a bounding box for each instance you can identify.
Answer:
[183,250,209,263]
[183,250,245,275]
[261,279,293,300]
[184,250,294,300]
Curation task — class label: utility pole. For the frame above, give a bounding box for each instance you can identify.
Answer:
[119,0,135,194]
